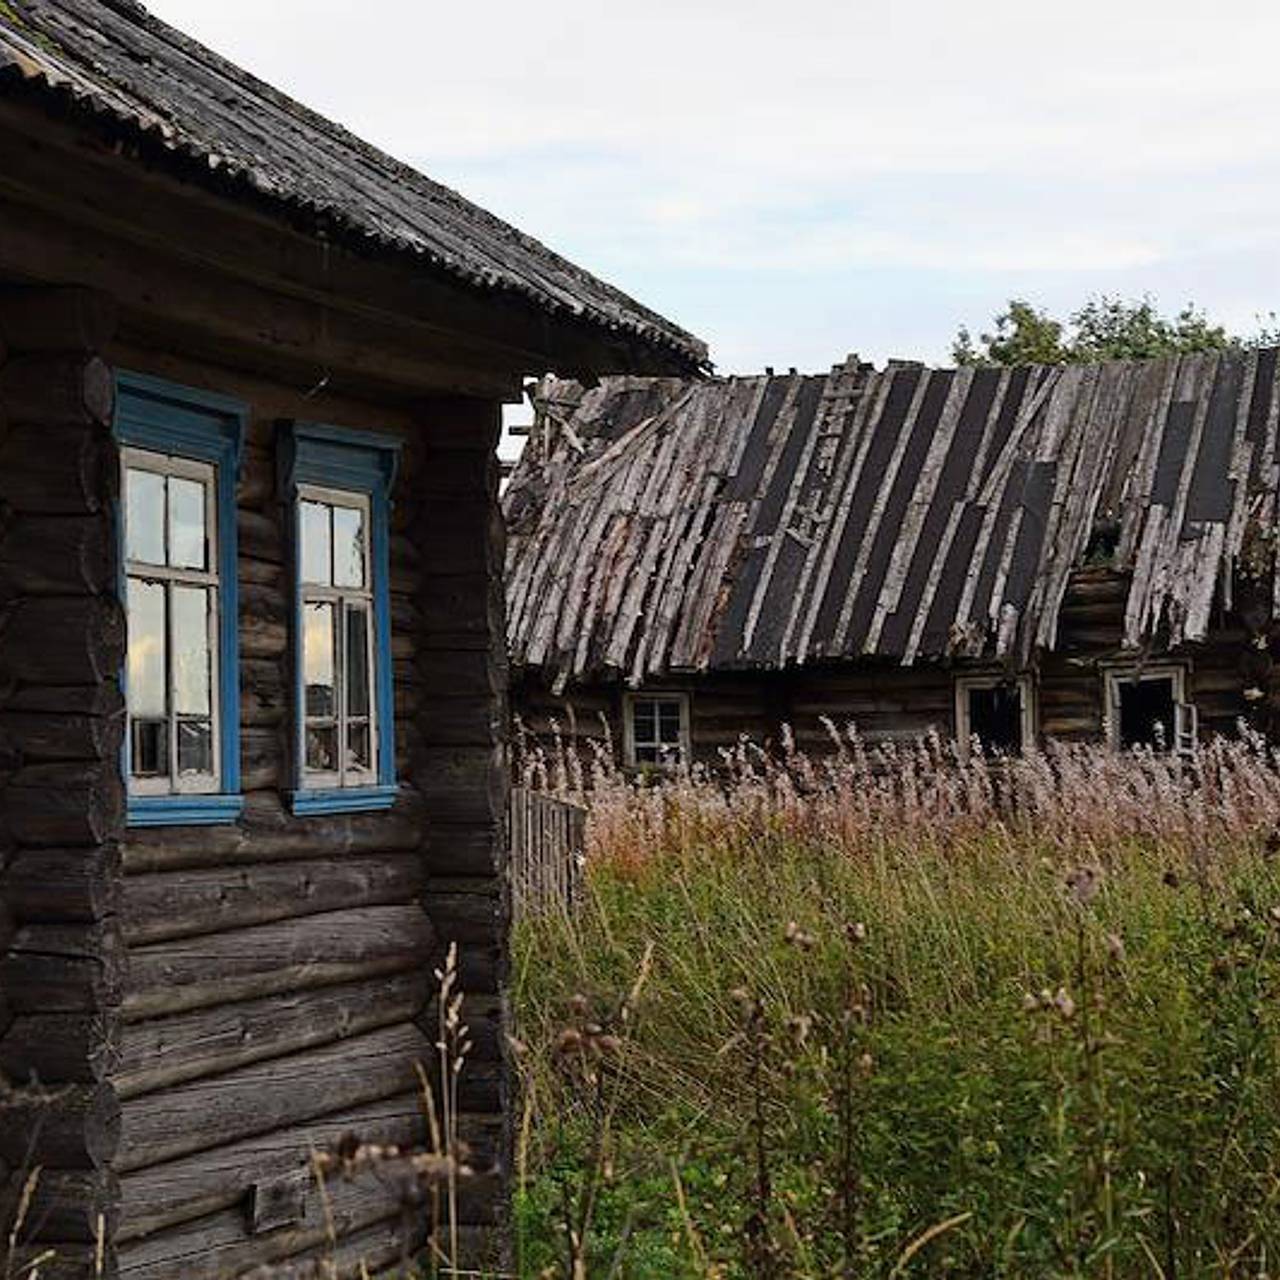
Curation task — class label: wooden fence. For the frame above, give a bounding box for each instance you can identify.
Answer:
[509,787,587,917]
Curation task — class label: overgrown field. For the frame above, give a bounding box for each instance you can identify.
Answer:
[512,730,1280,1278]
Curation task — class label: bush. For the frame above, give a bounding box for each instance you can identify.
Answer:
[513,730,1280,1278]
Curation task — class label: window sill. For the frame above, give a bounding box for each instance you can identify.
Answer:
[288,784,399,816]
[128,794,245,827]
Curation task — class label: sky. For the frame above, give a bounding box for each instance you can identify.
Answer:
[147,0,1280,378]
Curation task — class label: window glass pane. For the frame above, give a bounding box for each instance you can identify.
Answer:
[177,719,213,776]
[968,684,1023,754]
[658,702,682,743]
[635,744,659,764]
[333,505,366,589]
[306,724,338,772]
[169,476,208,571]
[348,720,372,772]
[172,586,211,716]
[632,701,657,743]
[346,605,371,718]
[127,579,167,719]
[300,502,332,586]
[131,719,168,777]
[126,468,167,566]
[304,601,336,718]
[1118,677,1177,750]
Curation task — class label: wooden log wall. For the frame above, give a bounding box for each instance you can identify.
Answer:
[412,399,511,1275]
[0,287,126,1276]
[0,327,511,1278]
[514,570,1257,767]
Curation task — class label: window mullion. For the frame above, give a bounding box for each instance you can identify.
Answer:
[336,595,347,789]
[165,579,178,791]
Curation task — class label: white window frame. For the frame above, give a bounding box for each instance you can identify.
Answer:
[121,446,222,797]
[296,483,379,791]
[954,672,1036,758]
[1103,663,1195,754]
[622,691,691,769]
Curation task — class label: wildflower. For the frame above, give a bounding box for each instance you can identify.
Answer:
[1065,865,1102,906]
[554,1027,584,1056]
[1022,992,1040,1014]
[786,1014,813,1046]
[857,1051,875,1076]
[1052,987,1076,1020]
[784,920,816,950]
[846,921,868,945]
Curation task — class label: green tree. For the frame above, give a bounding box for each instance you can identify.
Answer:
[953,295,1280,367]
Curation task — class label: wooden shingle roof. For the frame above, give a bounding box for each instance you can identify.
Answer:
[0,0,707,371]
[506,348,1280,685]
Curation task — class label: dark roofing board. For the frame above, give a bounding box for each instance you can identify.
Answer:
[0,0,706,370]
[506,348,1280,686]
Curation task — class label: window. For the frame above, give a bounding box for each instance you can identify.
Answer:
[955,674,1034,756]
[1105,665,1196,753]
[115,374,245,826]
[281,422,400,814]
[623,692,689,767]
[298,490,376,788]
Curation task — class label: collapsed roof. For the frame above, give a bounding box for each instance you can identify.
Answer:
[506,348,1280,686]
[0,0,707,373]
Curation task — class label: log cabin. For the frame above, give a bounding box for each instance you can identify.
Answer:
[0,2,706,1276]
[506,351,1280,767]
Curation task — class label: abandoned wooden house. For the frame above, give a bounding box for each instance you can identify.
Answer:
[506,349,1280,767]
[0,2,705,1275]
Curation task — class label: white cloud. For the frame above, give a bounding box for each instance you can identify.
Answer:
[144,0,1280,371]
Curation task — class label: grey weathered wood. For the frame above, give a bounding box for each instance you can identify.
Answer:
[115,972,428,1099]
[117,1092,426,1240]
[118,1172,406,1280]
[122,853,425,945]
[122,790,425,873]
[124,906,435,1019]
[117,1023,431,1172]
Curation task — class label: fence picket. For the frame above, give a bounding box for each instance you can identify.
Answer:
[509,786,586,918]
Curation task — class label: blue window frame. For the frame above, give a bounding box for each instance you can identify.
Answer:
[279,422,401,816]
[115,372,246,827]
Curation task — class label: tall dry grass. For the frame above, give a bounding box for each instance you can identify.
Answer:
[513,725,1280,1278]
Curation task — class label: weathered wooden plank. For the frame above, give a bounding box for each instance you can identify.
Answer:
[117,1092,425,1239]
[124,906,434,1020]
[117,1024,431,1172]
[122,853,425,946]
[121,791,425,873]
[116,972,428,1099]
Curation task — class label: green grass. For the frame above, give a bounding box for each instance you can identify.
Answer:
[511,741,1280,1278]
